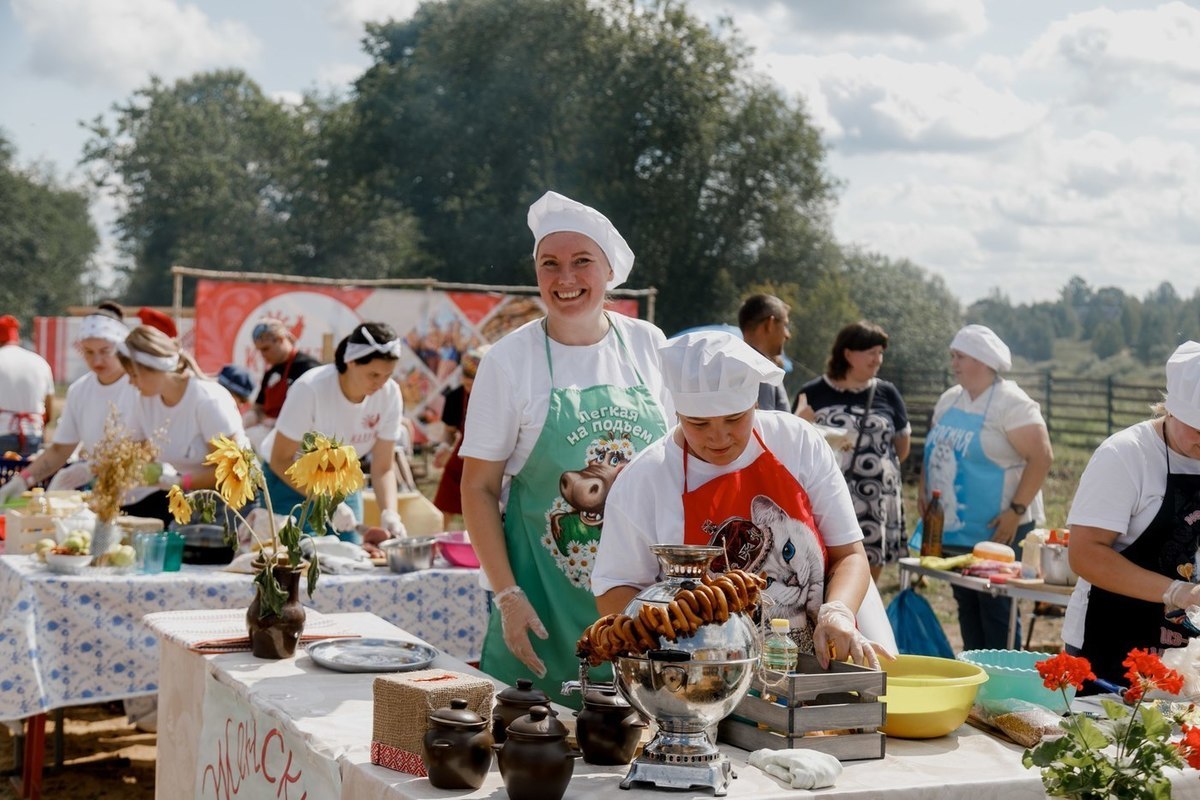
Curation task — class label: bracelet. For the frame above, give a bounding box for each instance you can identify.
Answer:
[181,473,193,492]
[19,468,34,484]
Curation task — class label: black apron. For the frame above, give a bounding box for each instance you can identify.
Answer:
[1081,422,1200,689]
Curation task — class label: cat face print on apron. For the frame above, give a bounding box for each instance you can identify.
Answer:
[914,385,1005,551]
[682,428,829,648]
[478,319,667,702]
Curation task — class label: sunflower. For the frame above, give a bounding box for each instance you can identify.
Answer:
[203,435,257,509]
[167,484,192,526]
[285,437,365,497]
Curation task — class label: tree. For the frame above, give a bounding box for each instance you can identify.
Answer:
[1092,320,1125,359]
[339,0,840,333]
[0,131,99,324]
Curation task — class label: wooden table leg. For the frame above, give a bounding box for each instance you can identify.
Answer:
[18,713,46,800]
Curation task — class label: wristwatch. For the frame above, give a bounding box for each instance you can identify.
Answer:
[1009,501,1028,515]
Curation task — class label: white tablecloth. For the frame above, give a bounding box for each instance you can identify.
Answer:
[0,555,487,719]
[147,610,1200,800]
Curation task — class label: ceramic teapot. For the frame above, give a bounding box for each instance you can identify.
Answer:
[575,688,646,765]
[422,698,494,790]
[493,705,580,800]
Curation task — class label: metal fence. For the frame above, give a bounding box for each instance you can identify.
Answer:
[884,369,1164,451]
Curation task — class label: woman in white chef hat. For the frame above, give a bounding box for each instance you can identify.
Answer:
[593,330,895,669]
[913,323,1053,651]
[1065,341,1200,690]
[0,302,140,501]
[460,191,673,703]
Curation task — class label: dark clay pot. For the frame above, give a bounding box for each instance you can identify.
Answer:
[493,706,580,800]
[492,678,552,744]
[575,688,646,765]
[246,565,306,659]
[422,698,494,790]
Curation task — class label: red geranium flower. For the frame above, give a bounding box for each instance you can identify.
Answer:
[1180,724,1200,770]
[1036,652,1095,692]
[1122,648,1184,704]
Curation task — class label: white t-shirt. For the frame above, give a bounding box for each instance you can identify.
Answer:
[132,377,247,473]
[0,345,54,436]
[1062,419,1200,647]
[53,373,139,450]
[592,411,862,597]
[930,378,1047,525]
[270,364,403,459]
[459,314,674,479]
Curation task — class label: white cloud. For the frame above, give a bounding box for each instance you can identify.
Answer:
[325,0,421,36]
[771,54,1044,153]
[269,90,305,107]
[316,62,366,90]
[11,0,260,90]
[1023,2,1200,107]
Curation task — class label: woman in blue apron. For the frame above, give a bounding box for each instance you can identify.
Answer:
[1064,341,1200,690]
[912,325,1053,650]
[460,192,671,706]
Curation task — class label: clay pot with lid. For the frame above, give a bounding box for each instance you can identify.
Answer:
[492,678,553,743]
[422,699,494,790]
[493,705,580,800]
[575,688,646,765]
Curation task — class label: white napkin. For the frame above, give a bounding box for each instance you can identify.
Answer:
[224,537,374,575]
[747,748,842,790]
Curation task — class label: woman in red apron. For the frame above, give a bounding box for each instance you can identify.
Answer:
[593,331,894,669]
[433,346,489,526]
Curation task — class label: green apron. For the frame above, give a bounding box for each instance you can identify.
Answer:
[479,318,667,707]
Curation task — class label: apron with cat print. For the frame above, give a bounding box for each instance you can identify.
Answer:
[682,429,829,652]
[479,321,667,706]
[912,385,1005,552]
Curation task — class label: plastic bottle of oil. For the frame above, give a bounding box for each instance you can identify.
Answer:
[762,618,799,673]
[920,490,944,558]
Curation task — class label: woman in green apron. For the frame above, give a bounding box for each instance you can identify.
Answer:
[460,192,671,705]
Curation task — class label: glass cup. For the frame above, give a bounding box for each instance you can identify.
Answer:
[137,532,166,574]
[163,531,185,572]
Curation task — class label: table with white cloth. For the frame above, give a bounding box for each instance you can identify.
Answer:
[148,609,1200,800]
[0,554,487,799]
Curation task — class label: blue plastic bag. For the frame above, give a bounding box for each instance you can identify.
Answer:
[886,587,954,658]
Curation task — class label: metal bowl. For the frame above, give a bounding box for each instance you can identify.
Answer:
[379,535,437,574]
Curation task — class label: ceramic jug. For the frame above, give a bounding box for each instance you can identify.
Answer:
[493,705,580,800]
[575,688,646,765]
[492,678,552,744]
[422,698,494,790]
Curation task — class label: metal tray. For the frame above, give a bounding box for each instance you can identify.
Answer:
[305,638,438,673]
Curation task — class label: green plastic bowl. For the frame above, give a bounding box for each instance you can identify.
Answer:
[958,649,1075,714]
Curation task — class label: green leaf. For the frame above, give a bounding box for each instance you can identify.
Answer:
[253,567,288,618]
[306,557,321,599]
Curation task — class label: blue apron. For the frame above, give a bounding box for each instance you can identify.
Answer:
[912,385,1006,551]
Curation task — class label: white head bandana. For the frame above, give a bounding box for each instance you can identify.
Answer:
[343,326,402,364]
[950,324,1012,373]
[117,339,180,372]
[78,314,129,344]
[1165,341,1200,430]
[528,191,635,290]
[660,331,784,418]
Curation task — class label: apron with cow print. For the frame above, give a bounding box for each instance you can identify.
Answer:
[479,318,668,705]
[682,429,830,655]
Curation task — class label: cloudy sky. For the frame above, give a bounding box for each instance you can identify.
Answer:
[2,0,1198,306]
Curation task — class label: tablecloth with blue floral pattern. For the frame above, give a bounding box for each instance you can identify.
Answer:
[0,556,487,719]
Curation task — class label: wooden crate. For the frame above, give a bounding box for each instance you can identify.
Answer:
[718,653,886,761]
[4,509,58,555]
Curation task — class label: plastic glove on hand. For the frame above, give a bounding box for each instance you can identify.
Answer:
[1165,580,1200,612]
[331,502,358,533]
[494,586,548,678]
[0,473,28,504]
[380,509,407,539]
[47,461,92,491]
[813,601,895,670]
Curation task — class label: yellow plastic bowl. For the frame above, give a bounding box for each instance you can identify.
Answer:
[879,654,989,739]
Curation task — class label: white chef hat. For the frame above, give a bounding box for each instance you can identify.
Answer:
[660,331,784,417]
[1165,341,1200,429]
[950,324,1012,373]
[528,191,635,289]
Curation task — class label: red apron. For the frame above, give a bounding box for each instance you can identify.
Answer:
[261,350,297,419]
[3,410,41,455]
[432,390,468,514]
[682,428,829,648]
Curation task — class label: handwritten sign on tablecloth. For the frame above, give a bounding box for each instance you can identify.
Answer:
[145,608,360,652]
[195,672,341,799]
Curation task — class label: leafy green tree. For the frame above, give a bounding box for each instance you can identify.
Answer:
[0,132,98,324]
[1092,320,1125,359]
[340,0,840,333]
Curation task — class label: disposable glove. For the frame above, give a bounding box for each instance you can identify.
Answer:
[1165,580,1200,611]
[0,473,28,504]
[331,502,358,533]
[47,461,92,491]
[494,585,549,678]
[155,463,182,490]
[241,409,261,428]
[813,600,895,670]
[380,509,407,539]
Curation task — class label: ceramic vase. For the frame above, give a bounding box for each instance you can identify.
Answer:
[245,565,306,658]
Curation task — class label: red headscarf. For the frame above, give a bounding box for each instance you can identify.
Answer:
[0,315,19,344]
[136,307,178,339]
